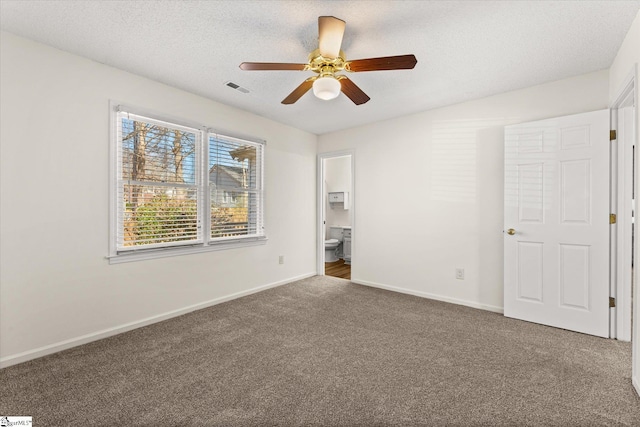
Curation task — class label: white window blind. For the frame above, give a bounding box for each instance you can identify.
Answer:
[112,106,265,259]
[116,111,201,251]
[208,133,264,240]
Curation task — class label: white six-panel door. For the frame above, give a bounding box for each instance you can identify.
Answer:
[504,109,610,337]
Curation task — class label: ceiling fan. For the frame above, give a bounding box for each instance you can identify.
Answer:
[239,16,418,105]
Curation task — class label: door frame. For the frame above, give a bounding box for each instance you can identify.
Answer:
[610,65,638,394]
[317,150,356,275]
[610,66,636,342]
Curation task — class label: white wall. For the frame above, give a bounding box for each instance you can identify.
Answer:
[0,32,317,365]
[324,156,352,237]
[609,10,640,395]
[318,69,609,312]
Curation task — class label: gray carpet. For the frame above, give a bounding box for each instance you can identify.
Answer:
[1,275,638,426]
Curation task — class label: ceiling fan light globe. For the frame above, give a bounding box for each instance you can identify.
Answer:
[313,77,341,100]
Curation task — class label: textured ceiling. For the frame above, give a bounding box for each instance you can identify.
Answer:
[1,1,639,135]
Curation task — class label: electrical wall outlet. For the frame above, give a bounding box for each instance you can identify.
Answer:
[279,255,284,265]
[455,268,465,280]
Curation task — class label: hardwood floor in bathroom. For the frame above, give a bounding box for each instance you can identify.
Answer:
[325,259,351,280]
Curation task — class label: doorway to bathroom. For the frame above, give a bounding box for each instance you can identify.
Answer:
[317,150,355,280]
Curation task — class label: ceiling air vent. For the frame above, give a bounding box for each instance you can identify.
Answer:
[225,81,250,94]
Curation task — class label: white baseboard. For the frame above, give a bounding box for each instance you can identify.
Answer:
[633,375,640,397]
[0,272,316,369]
[351,279,504,314]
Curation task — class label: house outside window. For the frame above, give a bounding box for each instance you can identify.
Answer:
[109,105,266,263]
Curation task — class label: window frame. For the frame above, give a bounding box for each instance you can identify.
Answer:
[108,102,267,264]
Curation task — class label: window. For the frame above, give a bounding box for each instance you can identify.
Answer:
[110,105,265,262]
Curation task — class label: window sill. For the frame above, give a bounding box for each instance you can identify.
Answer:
[107,237,268,264]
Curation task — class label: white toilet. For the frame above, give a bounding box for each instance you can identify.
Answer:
[324,226,343,262]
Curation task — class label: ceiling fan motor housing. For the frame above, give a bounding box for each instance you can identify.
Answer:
[308,49,347,78]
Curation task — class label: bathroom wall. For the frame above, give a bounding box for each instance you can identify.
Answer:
[324,156,352,237]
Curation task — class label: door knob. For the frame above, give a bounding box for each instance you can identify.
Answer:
[506,228,516,235]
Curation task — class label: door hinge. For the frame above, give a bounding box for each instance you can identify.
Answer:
[609,297,616,308]
[610,213,617,224]
[610,130,617,141]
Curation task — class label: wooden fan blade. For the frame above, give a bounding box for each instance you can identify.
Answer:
[340,77,370,105]
[240,62,307,71]
[318,16,346,58]
[346,54,417,72]
[282,78,315,104]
